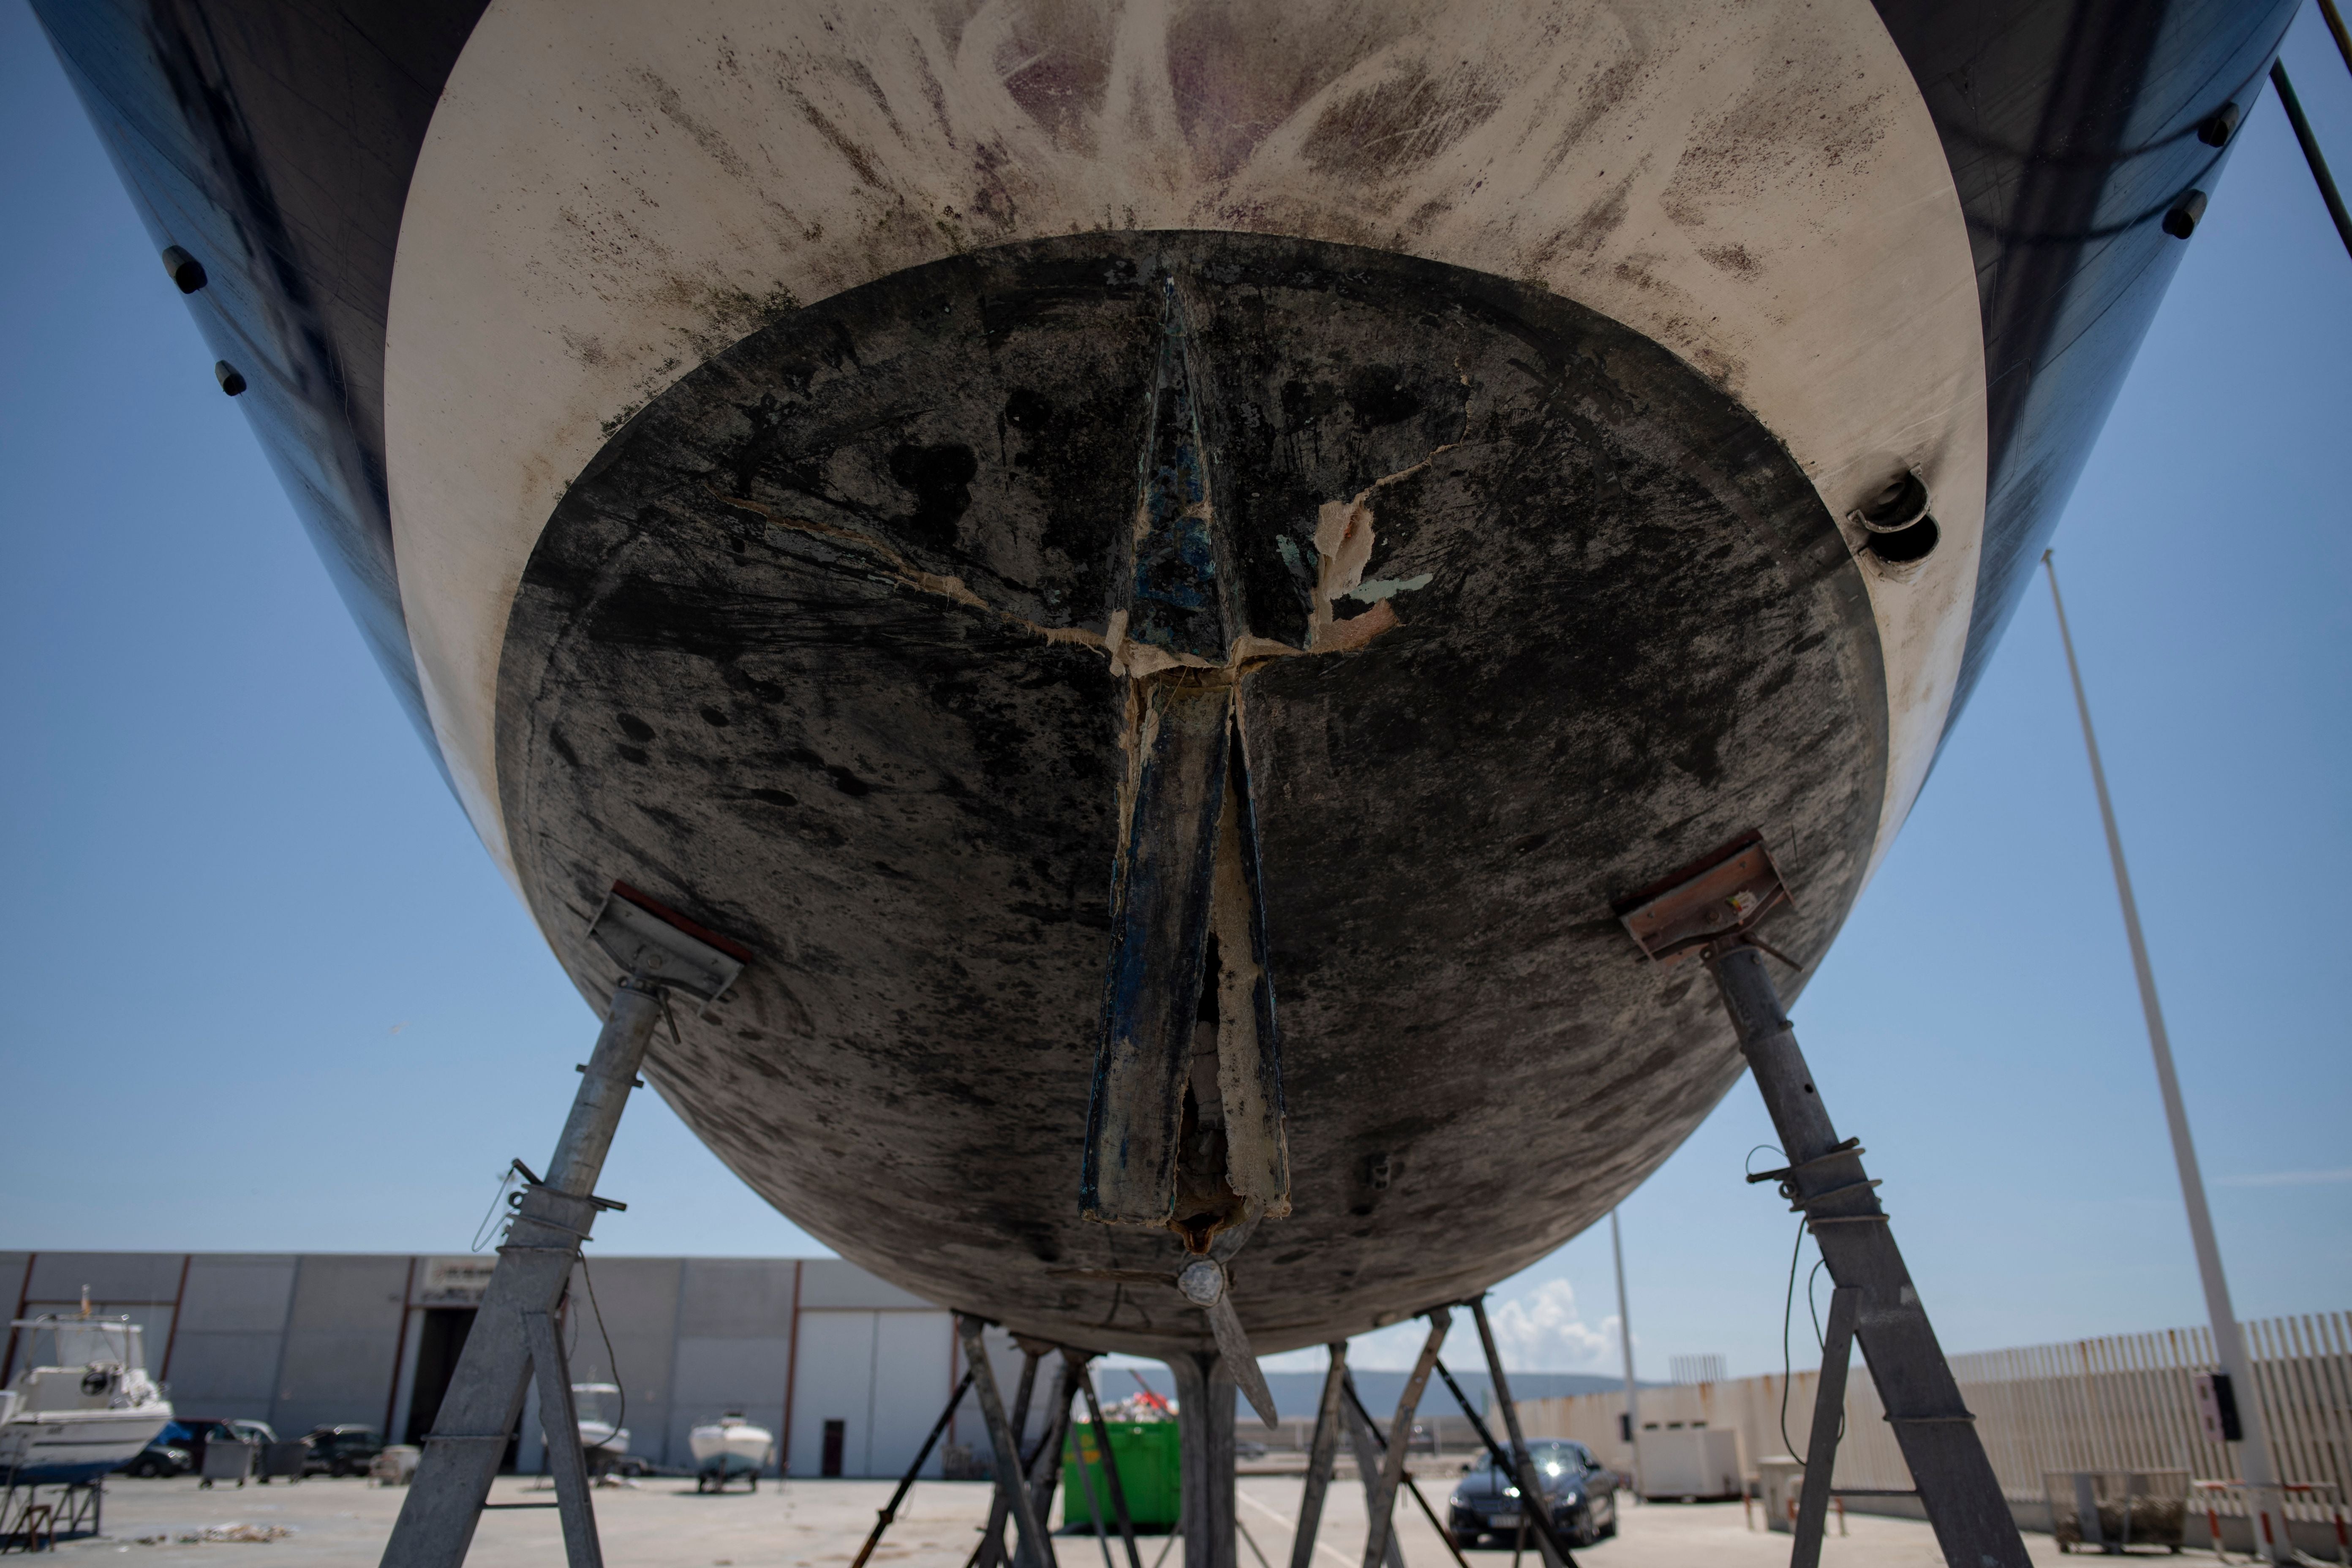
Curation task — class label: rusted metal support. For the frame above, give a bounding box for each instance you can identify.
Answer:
[521,1309,601,1568]
[1027,1357,1078,1541]
[380,983,662,1568]
[969,1346,1047,1568]
[1338,1375,1473,1568]
[1338,1377,1407,1568]
[849,1370,973,1568]
[1361,1309,1450,1568]
[1614,837,2027,1568]
[1432,1348,1579,1567]
[1075,1357,1144,1568]
[1468,1298,1575,1568]
[1287,1346,1350,1568]
[1790,1287,1859,1568]
[1709,945,2028,1568]
[1171,1352,1237,1568]
[958,1316,1057,1568]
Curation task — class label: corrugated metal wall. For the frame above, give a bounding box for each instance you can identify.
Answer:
[1519,1310,2352,1538]
[1,1250,1033,1478]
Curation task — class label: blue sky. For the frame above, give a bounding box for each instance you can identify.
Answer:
[2,1,2345,1378]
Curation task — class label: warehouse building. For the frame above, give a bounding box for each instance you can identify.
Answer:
[0,1251,1037,1479]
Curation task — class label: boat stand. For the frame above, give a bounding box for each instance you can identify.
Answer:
[1339,1373,1471,1568]
[1069,1349,1146,1568]
[849,1369,975,1568]
[1430,1347,1578,1568]
[1169,1352,1238,1568]
[1615,835,2030,1568]
[959,1317,1070,1568]
[1355,1309,1449,1568]
[378,885,747,1568]
[966,1339,1047,1568]
[1284,1327,1486,1568]
[0,1477,102,1552]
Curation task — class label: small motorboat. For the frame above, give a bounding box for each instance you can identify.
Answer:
[688,1412,772,1493]
[571,1384,631,1474]
[1,1309,172,1484]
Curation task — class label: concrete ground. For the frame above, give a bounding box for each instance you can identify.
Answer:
[41,1471,2107,1567]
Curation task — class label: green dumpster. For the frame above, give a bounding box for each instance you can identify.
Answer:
[1062,1420,1182,1532]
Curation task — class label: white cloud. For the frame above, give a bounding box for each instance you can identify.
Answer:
[1110,1280,1629,1376]
[1290,1280,1620,1374]
[1484,1279,1616,1372]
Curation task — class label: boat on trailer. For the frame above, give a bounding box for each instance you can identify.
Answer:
[689,1413,773,1493]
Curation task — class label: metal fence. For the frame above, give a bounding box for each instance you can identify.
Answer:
[1518,1311,2352,1525]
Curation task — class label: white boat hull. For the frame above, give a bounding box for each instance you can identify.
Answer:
[1,1405,172,1485]
[688,1424,773,1475]
[578,1421,628,1457]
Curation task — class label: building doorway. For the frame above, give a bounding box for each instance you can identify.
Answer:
[820,1420,846,1478]
[405,1307,478,1447]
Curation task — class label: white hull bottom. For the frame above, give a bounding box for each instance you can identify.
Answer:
[689,1425,773,1476]
[2,1407,172,1484]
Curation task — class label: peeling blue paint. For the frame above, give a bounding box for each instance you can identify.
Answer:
[1345,573,1432,604]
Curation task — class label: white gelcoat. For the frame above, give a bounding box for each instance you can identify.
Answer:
[384,0,1987,887]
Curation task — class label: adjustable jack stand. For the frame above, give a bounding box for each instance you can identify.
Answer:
[850,1369,974,1568]
[959,1317,1060,1568]
[1617,836,2028,1568]
[380,885,747,1568]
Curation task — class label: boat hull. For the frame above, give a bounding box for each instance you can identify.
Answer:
[1,1407,172,1485]
[28,0,2300,1356]
[501,230,1887,1356]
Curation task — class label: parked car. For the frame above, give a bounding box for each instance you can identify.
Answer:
[148,1418,242,1467]
[117,1437,193,1479]
[1447,1440,1617,1549]
[302,1425,386,1477]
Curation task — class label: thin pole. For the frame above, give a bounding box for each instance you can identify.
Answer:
[1608,1212,1640,1497]
[2317,0,2352,80]
[850,1371,973,1568]
[2042,552,2289,1563]
[2270,60,2352,263]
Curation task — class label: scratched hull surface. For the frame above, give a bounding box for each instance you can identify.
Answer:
[501,233,1883,1353]
[34,0,2298,1356]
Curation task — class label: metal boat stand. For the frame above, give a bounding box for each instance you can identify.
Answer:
[1071,1351,1147,1568]
[964,1336,1049,1568]
[0,1477,103,1552]
[957,1326,1151,1568]
[1338,1375,1471,1568]
[848,1369,975,1568]
[1285,1313,1516,1568]
[1430,1346,1579,1568]
[1614,835,2030,1568]
[378,884,749,1568]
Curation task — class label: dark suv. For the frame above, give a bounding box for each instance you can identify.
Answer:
[1447,1440,1618,1549]
[303,1425,386,1477]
